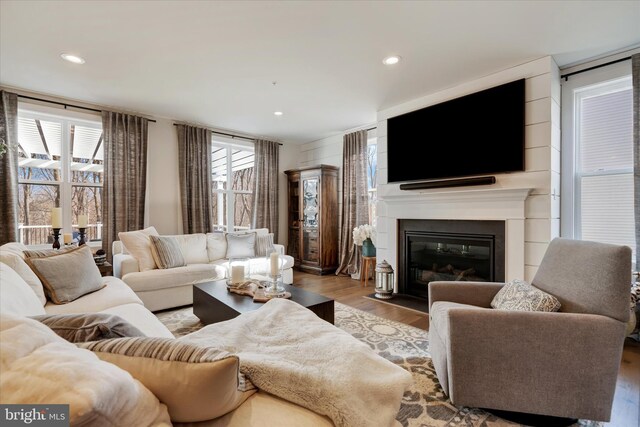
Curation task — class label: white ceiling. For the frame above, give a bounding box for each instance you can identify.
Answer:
[1,1,639,143]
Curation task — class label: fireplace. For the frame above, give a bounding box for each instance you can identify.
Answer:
[398,219,505,301]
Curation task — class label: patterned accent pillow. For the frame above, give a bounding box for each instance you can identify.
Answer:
[225,232,257,258]
[255,233,274,257]
[25,246,105,304]
[79,337,255,422]
[149,235,186,269]
[491,279,561,312]
[31,313,145,343]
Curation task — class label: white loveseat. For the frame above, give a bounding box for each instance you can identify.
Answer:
[113,228,294,311]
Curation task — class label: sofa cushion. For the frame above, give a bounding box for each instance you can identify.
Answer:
[30,313,145,343]
[226,232,256,259]
[44,276,143,315]
[123,264,226,292]
[0,262,46,316]
[0,314,171,426]
[79,337,255,422]
[26,246,106,304]
[167,233,209,264]
[491,279,561,312]
[150,236,186,269]
[255,233,274,257]
[206,232,227,262]
[118,226,160,271]
[0,250,46,305]
[0,242,28,259]
[99,303,174,338]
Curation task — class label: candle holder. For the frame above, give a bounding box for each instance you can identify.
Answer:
[78,228,87,246]
[51,228,61,249]
[265,273,286,298]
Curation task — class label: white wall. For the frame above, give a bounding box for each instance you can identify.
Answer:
[375,56,561,281]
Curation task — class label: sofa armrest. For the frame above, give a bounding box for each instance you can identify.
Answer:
[113,254,139,279]
[428,281,505,309]
[274,244,285,256]
[444,308,625,417]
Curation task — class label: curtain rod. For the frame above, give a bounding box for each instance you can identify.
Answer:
[17,95,157,123]
[560,56,631,81]
[366,127,376,131]
[173,123,283,145]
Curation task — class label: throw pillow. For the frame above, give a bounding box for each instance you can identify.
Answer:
[255,233,275,257]
[225,232,256,259]
[23,245,77,259]
[0,251,46,305]
[79,337,256,422]
[30,313,145,343]
[26,246,105,304]
[491,279,562,312]
[0,262,46,316]
[118,226,160,271]
[0,314,171,426]
[149,236,186,269]
[206,232,227,261]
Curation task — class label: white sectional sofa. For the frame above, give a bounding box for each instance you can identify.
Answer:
[113,228,294,311]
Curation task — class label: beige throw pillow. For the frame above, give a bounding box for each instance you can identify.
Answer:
[255,233,275,257]
[79,337,256,422]
[225,232,257,259]
[26,246,105,304]
[23,245,78,259]
[30,313,145,343]
[491,279,561,312]
[149,236,186,269]
[118,226,160,271]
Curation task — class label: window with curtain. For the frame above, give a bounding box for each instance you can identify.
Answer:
[211,141,255,231]
[561,62,635,265]
[17,110,103,246]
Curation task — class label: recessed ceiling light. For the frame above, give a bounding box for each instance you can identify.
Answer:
[382,56,401,65]
[60,53,85,64]
[274,111,283,116]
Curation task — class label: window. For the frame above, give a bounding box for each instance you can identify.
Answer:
[367,141,377,225]
[561,61,635,267]
[17,110,103,246]
[211,141,255,231]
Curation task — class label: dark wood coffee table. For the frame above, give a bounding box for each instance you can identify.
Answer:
[193,281,335,325]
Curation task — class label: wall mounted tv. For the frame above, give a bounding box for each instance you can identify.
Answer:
[387,79,525,183]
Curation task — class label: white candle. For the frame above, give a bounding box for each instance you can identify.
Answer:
[63,233,73,244]
[51,208,62,228]
[270,252,280,276]
[231,265,245,284]
[78,214,88,228]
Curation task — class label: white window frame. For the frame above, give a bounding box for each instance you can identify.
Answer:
[560,60,633,240]
[17,106,103,248]
[211,137,255,232]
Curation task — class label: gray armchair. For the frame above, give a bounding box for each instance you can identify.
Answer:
[428,238,631,421]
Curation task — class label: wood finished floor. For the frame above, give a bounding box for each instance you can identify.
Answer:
[292,271,640,427]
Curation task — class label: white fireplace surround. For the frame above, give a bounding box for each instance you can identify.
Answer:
[375,187,533,293]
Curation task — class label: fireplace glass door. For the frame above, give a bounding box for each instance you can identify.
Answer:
[406,233,494,299]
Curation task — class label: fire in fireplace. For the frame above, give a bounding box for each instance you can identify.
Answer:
[398,220,505,302]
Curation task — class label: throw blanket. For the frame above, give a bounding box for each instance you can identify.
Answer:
[180,298,412,427]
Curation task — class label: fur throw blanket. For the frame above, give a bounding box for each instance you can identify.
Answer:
[180,298,412,427]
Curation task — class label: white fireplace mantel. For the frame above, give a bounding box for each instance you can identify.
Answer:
[376,186,534,288]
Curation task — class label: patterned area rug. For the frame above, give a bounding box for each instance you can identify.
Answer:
[156,303,599,427]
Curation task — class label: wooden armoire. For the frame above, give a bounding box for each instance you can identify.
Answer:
[285,165,339,275]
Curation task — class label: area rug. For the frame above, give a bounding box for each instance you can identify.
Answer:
[156,303,600,427]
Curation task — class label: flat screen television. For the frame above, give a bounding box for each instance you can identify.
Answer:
[387,79,525,183]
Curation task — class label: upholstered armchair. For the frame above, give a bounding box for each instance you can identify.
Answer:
[428,238,631,421]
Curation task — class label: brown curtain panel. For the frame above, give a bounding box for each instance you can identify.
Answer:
[633,53,640,271]
[336,130,369,278]
[252,140,279,241]
[0,91,19,245]
[101,111,149,261]
[176,124,213,234]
